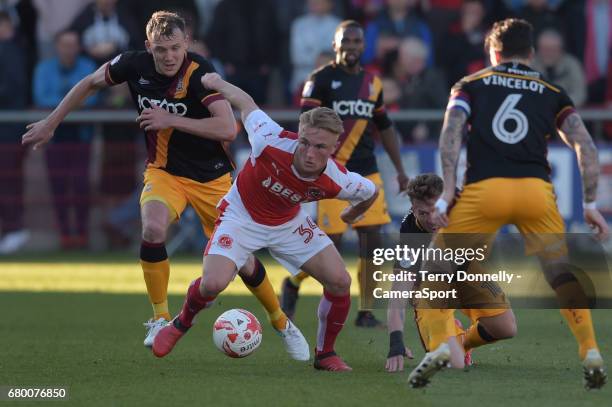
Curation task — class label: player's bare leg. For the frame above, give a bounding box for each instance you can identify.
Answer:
[152,254,236,357]
[141,200,174,347]
[302,244,353,371]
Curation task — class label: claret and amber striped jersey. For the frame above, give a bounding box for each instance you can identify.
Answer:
[105,51,232,183]
[447,62,576,185]
[300,63,392,176]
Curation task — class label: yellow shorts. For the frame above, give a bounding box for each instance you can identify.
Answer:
[442,177,567,258]
[140,167,232,237]
[317,173,391,234]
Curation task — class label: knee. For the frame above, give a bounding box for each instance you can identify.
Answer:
[142,220,166,243]
[201,275,230,296]
[483,313,517,340]
[325,270,351,295]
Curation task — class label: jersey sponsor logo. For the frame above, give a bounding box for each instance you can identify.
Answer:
[262,177,303,203]
[302,81,314,97]
[482,75,545,94]
[331,80,342,89]
[137,94,188,116]
[217,234,233,249]
[138,77,150,85]
[332,99,375,118]
[110,54,121,65]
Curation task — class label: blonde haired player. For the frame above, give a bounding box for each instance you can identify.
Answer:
[153,73,380,371]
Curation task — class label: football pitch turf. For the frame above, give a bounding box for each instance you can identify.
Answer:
[1,253,610,406]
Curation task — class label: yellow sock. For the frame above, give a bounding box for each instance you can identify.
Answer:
[463,322,493,351]
[289,271,309,287]
[141,259,171,321]
[417,309,456,351]
[560,309,598,359]
[246,273,288,331]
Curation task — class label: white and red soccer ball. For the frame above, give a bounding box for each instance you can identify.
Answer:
[213,309,262,358]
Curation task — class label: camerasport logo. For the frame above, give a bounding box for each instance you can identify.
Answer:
[217,234,233,249]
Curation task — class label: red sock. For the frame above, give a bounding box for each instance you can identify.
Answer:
[316,290,351,354]
[177,277,216,328]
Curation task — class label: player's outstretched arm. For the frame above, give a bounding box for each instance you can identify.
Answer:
[434,108,467,227]
[22,64,109,150]
[558,113,609,241]
[385,277,414,372]
[201,73,259,124]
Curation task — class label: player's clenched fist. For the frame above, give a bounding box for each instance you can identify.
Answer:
[136,104,174,131]
[21,119,55,150]
[201,73,223,90]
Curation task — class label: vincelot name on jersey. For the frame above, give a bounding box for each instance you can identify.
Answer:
[482,75,545,94]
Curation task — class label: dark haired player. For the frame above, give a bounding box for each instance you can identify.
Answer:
[408,18,608,389]
[21,11,307,360]
[281,20,409,327]
[386,173,516,373]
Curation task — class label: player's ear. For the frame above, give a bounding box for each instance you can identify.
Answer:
[145,39,151,54]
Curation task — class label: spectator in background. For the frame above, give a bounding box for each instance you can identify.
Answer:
[206,0,279,104]
[439,0,487,88]
[584,0,611,104]
[32,0,92,60]
[392,37,447,143]
[363,0,433,68]
[517,0,563,39]
[32,30,98,249]
[290,0,341,93]
[533,29,587,107]
[292,50,334,106]
[69,0,140,66]
[0,11,29,254]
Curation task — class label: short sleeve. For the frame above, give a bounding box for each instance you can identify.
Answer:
[189,57,226,107]
[243,109,284,156]
[335,170,376,205]
[300,70,327,112]
[555,88,577,129]
[105,51,139,85]
[446,79,472,118]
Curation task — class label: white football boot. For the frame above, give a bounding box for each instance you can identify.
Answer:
[143,317,169,348]
[408,342,451,388]
[582,348,607,390]
[275,319,310,361]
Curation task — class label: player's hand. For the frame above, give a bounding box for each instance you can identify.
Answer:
[136,104,174,131]
[21,119,55,150]
[584,208,609,241]
[385,347,414,373]
[202,72,224,90]
[340,206,364,225]
[397,172,409,194]
[432,191,454,228]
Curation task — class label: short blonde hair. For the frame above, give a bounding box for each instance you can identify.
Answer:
[146,11,185,40]
[299,107,344,136]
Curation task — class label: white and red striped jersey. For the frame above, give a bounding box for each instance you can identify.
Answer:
[224,110,376,226]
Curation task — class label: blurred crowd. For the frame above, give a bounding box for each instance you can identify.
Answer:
[0,0,611,253]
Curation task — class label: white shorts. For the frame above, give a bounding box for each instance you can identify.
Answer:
[205,192,333,275]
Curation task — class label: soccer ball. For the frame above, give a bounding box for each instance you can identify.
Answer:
[212,309,262,358]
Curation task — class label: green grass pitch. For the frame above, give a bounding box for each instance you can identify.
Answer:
[0,254,610,406]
